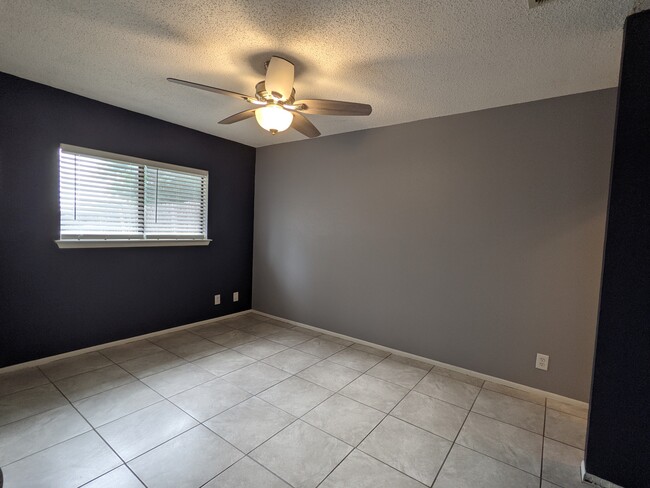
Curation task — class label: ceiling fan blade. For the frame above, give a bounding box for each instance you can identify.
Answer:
[293,99,372,116]
[167,78,259,104]
[291,112,321,138]
[265,56,295,101]
[218,109,258,125]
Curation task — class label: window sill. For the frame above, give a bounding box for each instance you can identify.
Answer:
[55,239,212,249]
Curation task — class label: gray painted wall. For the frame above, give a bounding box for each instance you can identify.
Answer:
[253,89,617,401]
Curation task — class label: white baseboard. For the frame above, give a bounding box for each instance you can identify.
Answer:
[253,309,589,408]
[0,310,251,374]
[2,307,590,408]
[581,461,624,488]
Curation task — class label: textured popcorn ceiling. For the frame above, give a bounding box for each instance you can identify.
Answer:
[0,0,647,147]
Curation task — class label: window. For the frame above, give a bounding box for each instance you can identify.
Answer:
[56,144,210,248]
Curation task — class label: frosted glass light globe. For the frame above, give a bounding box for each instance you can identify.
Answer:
[255,105,293,134]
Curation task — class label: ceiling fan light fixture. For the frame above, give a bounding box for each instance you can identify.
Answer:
[168,55,372,139]
[255,104,293,134]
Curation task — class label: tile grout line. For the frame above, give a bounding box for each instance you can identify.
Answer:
[211,351,393,486]
[0,318,263,477]
[441,386,585,440]
[128,422,242,487]
[171,385,253,425]
[468,409,544,437]
[480,383,548,409]
[239,456,295,488]
[0,369,157,433]
[193,341,432,485]
[540,398,548,487]
[1,314,585,486]
[44,359,122,382]
[119,402,259,487]
[457,388,584,482]
[443,380,585,484]
[79,464,146,488]
[358,356,583,480]
[321,354,453,487]
[200,357,360,430]
[0,383,62,430]
[301,354,404,483]
[200,396,297,455]
[388,356,473,487]
[452,382,547,481]
[329,362,584,452]
[113,344,189,378]
[255,312,591,408]
[3,340,255,480]
[429,381,482,487]
[106,416,242,483]
[196,454,295,488]
[318,353,460,487]
[0,377,165,464]
[1,322,484,409]
[162,319,577,483]
[101,338,170,363]
[437,440,547,484]
[196,340,362,469]
[308,355,441,486]
[46,378,150,488]
[313,401,392,487]
[2,372,524,482]
[54,367,140,404]
[168,329,357,428]
[1,427,89,469]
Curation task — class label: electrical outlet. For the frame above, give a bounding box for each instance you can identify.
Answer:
[214,294,220,305]
[536,353,549,371]
[233,291,239,302]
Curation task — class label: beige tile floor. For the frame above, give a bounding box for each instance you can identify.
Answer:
[0,313,588,488]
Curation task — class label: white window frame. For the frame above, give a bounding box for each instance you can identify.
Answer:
[55,144,211,249]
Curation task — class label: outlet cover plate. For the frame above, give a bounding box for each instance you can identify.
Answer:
[536,353,549,371]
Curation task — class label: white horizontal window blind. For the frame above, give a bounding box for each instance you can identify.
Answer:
[59,145,208,244]
[144,166,207,239]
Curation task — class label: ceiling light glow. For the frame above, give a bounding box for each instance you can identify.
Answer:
[255,105,293,134]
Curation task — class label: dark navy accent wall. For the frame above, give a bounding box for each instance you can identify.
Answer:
[585,10,650,488]
[0,72,256,367]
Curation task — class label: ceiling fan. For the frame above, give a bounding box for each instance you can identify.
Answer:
[167,56,372,138]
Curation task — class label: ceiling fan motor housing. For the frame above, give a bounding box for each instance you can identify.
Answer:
[255,81,296,105]
[264,56,295,101]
